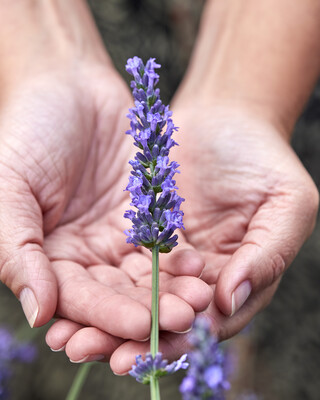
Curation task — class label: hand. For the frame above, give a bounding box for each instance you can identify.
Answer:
[0,64,212,336]
[96,99,319,374]
[170,100,318,339]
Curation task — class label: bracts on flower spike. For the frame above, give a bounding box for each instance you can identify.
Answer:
[129,353,189,385]
[124,56,185,254]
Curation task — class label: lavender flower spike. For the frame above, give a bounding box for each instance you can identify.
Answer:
[0,327,37,399]
[129,352,189,385]
[180,317,231,400]
[124,57,184,253]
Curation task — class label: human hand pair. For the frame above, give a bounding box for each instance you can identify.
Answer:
[46,98,318,375]
[1,0,319,377]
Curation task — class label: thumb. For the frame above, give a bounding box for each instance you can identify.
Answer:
[0,178,58,327]
[215,186,319,317]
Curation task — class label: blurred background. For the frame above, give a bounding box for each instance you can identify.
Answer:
[1,0,319,398]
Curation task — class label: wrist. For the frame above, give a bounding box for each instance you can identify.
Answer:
[174,94,292,142]
[173,96,292,146]
[175,0,320,137]
[0,0,112,89]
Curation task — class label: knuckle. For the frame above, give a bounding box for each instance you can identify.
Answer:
[0,250,19,293]
[269,252,286,283]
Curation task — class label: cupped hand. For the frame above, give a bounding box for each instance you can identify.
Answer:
[106,100,319,374]
[0,65,212,345]
[170,100,319,339]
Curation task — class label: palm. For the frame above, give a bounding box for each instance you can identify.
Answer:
[174,106,273,258]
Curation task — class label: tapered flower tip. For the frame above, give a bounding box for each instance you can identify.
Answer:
[125,56,143,78]
[129,352,189,385]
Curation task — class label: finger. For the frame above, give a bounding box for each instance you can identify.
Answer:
[199,251,231,284]
[110,332,190,375]
[88,264,197,333]
[136,273,213,313]
[94,258,212,315]
[0,176,57,327]
[117,286,195,333]
[46,319,84,352]
[52,260,151,341]
[110,278,279,375]
[65,327,124,363]
[203,281,280,341]
[156,233,206,277]
[159,242,206,277]
[215,186,318,317]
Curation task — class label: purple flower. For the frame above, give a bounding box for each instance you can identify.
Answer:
[125,56,144,81]
[0,327,37,399]
[204,365,224,390]
[129,352,188,385]
[124,57,184,253]
[180,376,197,393]
[179,317,231,400]
[0,328,37,363]
[12,343,37,363]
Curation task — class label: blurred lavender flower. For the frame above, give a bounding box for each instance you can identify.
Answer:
[124,56,184,253]
[0,327,37,399]
[129,352,189,384]
[180,317,230,400]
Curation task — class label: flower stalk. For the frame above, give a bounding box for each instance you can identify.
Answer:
[150,374,160,400]
[66,363,92,400]
[125,56,189,399]
[151,245,160,357]
[150,245,160,399]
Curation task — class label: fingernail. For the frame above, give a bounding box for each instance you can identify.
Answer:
[70,354,105,363]
[171,326,193,334]
[113,371,128,376]
[19,288,39,328]
[50,345,66,352]
[137,336,150,342]
[231,280,252,317]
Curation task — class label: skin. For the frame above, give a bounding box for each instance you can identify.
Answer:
[1,0,320,375]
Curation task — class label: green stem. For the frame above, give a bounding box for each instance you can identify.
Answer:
[65,363,92,400]
[150,245,160,400]
[151,245,160,356]
[150,375,160,400]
